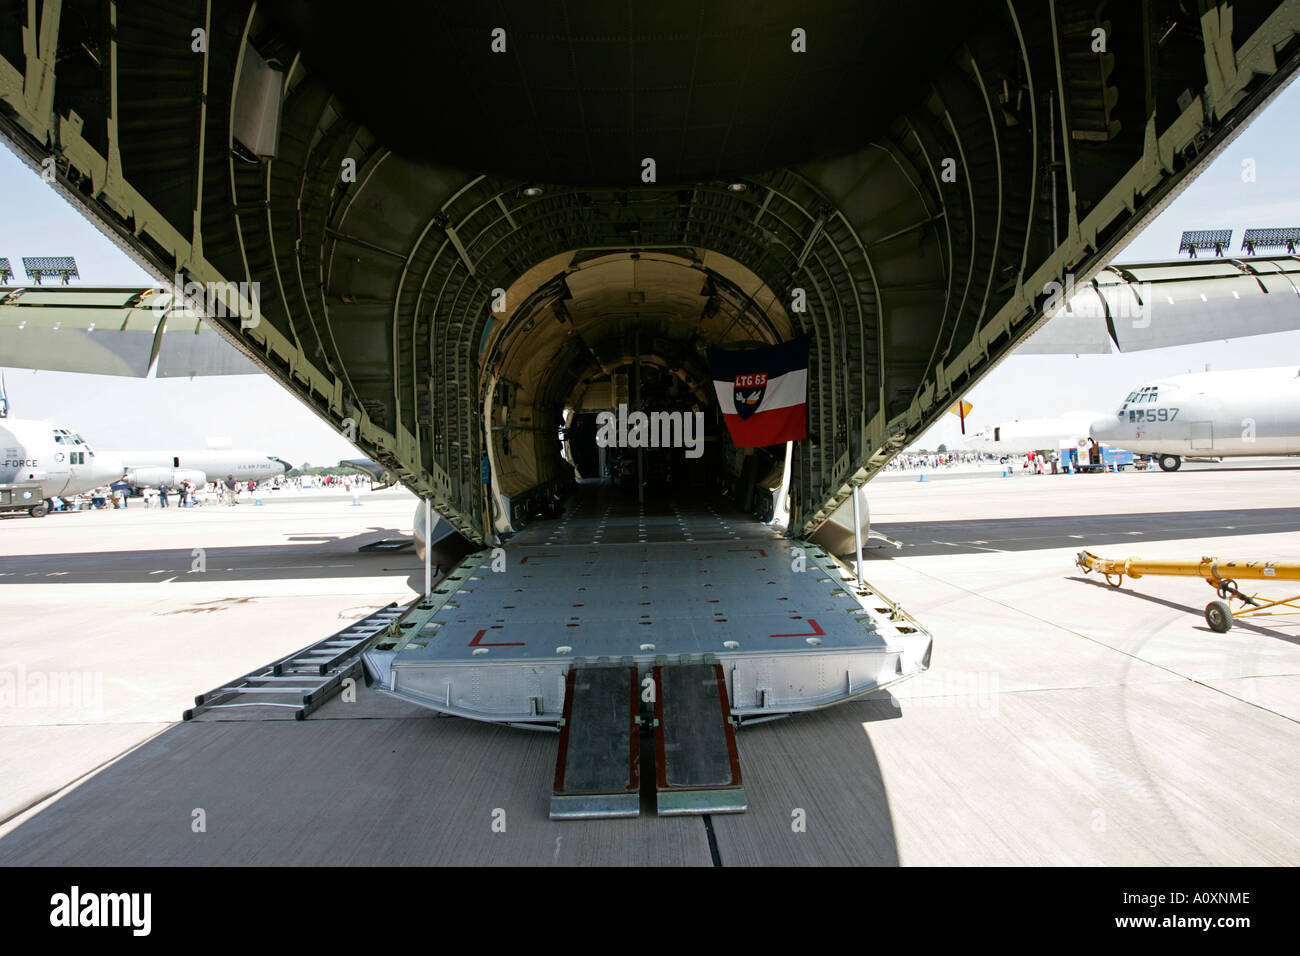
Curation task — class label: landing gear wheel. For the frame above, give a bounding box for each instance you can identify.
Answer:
[28,501,48,517]
[1158,454,1181,472]
[1205,600,1233,633]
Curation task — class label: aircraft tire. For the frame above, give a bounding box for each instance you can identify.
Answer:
[1205,600,1233,633]
[28,501,48,517]
[1158,455,1181,472]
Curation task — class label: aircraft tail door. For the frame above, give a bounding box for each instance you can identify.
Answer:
[1190,421,1213,450]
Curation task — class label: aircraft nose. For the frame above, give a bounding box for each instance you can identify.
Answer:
[1090,417,1116,441]
[94,454,124,484]
[274,457,293,474]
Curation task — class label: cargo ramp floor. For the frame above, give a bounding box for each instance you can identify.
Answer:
[364,487,931,727]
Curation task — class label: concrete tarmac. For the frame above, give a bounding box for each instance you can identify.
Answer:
[0,467,1297,865]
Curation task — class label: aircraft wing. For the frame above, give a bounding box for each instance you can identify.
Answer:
[1017,256,1300,354]
[5,255,1300,373]
[0,287,261,377]
[152,313,264,377]
[1016,308,1113,354]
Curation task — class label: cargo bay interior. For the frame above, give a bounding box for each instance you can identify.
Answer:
[5,1,1291,547]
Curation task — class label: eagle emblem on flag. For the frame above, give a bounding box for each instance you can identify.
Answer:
[733,373,768,419]
[708,336,808,447]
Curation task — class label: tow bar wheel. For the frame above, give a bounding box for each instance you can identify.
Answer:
[1205,600,1233,633]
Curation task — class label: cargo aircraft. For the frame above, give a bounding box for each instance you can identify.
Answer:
[1091,367,1300,471]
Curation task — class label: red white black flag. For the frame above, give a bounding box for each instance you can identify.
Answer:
[708,336,808,447]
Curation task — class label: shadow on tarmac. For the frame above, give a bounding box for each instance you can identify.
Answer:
[863,507,1300,558]
[0,526,423,586]
[1067,575,1300,645]
[0,687,906,866]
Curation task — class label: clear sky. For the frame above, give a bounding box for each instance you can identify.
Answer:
[1,76,1299,462]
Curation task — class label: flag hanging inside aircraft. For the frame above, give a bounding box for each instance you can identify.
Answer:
[708,335,808,447]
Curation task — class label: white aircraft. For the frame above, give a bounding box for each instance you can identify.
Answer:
[1,394,291,515]
[966,410,1104,456]
[115,449,292,490]
[0,412,125,516]
[1090,366,1300,471]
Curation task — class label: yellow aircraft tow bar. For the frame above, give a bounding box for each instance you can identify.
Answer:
[1075,550,1300,633]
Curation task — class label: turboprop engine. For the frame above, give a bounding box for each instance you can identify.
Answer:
[125,466,208,490]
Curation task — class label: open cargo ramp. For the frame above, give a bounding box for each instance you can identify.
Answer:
[364,490,932,729]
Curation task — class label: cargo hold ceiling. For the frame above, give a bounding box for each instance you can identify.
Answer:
[267,1,986,186]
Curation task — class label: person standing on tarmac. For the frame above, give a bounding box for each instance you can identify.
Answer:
[111,479,132,507]
[224,474,238,506]
[158,481,169,508]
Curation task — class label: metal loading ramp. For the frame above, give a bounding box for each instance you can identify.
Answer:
[548,660,747,820]
[365,489,932,729]
[551,666,641,820]
[653,662,746,816]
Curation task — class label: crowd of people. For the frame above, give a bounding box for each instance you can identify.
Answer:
[50,472,370,512]
[884,447,1145,476]
[883,451,996,471]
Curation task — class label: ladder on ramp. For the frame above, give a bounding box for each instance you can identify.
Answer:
[183,603,403,721]
[550,659,746,819]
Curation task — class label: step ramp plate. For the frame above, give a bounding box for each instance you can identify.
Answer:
[550,666,640,820]
[653,662,746,815]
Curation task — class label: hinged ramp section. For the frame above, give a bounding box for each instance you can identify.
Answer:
[653,662,746,815]
[550,666,641,819]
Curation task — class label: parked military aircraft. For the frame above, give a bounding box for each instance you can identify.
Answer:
[966,411,1106,457]
[0,412,123,516]
[1090,367,1300,471]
